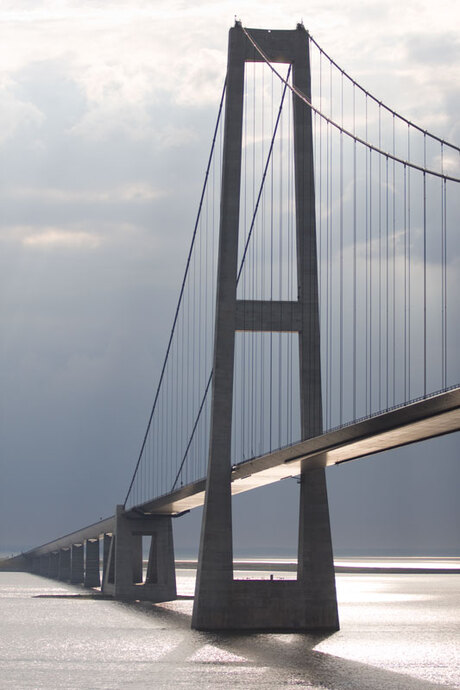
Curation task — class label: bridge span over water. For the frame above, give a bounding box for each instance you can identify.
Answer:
[18,384,460,541]
[5,24,460,632]
[12,384,460,629]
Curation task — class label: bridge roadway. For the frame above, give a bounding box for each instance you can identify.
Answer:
[24,386,460,557]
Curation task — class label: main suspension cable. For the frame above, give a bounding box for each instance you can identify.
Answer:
[241,26,460,183]
[308,33,460,154]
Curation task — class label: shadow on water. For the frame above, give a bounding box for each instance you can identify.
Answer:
[114,598,447,690]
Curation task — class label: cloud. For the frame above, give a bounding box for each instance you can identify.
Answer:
[0,220,157,251]
[406,32,460,66]
[22,228,101,249]
[1,183,166,204]
[0,225,102,250]
[0,80,44,144]
[69,101,197,145]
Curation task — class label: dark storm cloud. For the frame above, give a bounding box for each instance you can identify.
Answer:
[0,52,221,547]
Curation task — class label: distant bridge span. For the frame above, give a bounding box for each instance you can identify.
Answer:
[21,385,460,558]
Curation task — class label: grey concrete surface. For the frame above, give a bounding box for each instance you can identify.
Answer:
[70,544,84,584]
[58,548,71,582]
[84,539,100,588]
[192,24,338,631]
[111,505,176,602]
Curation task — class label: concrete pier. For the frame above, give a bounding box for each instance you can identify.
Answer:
[131,534,143,583]
[84,538,100,588]
[104,505,176,602]
[49,551,59,579]
[70,544,84,584]
[39,554,50,577]
[58,548,71,581]
[102,533,113,586]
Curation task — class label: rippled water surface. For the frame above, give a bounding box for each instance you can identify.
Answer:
[0,567,459,689]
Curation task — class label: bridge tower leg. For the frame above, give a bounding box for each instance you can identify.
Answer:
[102,505,176,602]
[192,23,339,631]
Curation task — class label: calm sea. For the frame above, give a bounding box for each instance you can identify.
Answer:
[0,562,459,689]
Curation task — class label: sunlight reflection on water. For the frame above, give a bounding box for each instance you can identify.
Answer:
[0,566,459,689]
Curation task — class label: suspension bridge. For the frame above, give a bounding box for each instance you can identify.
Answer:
[5,23,460,631]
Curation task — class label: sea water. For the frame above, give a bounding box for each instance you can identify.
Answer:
[0,563,459,689]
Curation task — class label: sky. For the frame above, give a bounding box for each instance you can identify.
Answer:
[1,0,459,556]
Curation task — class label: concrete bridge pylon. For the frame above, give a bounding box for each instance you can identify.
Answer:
[192,23,339,631]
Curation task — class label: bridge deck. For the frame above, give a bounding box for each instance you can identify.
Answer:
[23,387,460,557]
[137,386,460,516]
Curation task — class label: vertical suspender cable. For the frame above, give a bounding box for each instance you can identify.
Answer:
[339,128,344,425]
[369,148,373,412]
[423,165,427,396]
[365,94,369,414]
[385,156,389,408]
[403,163,407,404]
[392,115,396,404]
[407,127,411,400]
[442,178,447,388]
[339,70,344,425]
[269,69,274,450]
[378,105,382,410]
[353,89,357,420]
[124,79,227,507]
